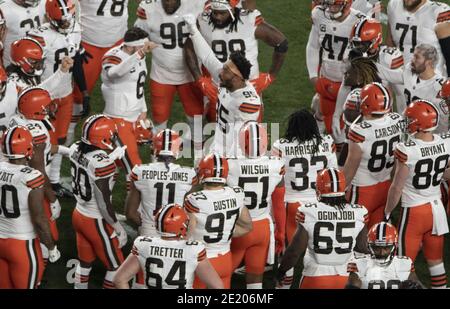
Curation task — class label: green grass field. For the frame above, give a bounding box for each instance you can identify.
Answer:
[43,0,449,288]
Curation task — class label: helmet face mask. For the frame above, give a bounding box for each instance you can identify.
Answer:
[367,222,398,267]
[368,243,396,266]
[0,81,6,102]
[1,126,34,160]
[155,204,189,239]
[81,115,118,151]
[11,38,45,77]
[323,0,350,20]
[46,0,76,35]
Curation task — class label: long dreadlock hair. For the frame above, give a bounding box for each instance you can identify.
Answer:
[208,7,243,33]
[344,56,381,89]
[284,109,323,155]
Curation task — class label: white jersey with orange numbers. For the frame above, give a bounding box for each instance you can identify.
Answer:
[388,0,449,77]
[130,162,197,236]
[347,113,404,186]
[0,80,19,133]
[27,22,82,97]
[79,0,128,47]
[184,186,245,258]
[132,236,206,289]
[0,162,44,240]
[0,0,46,66]
[227,156,284,220]
[394,133,450,207]
[307,7,365,81]
[134,0,206,84]
[272,134,337,203]
[101,44,148,123]
[348,254,413,289]
[69,142,116,219]
[297,201,368,276]
[198,8,262,81]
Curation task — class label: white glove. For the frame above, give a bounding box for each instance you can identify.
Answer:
[112,221,128,248]
[57,145,71,156]
[331,116,342,137]
[183,14,198,35]
[48,245,61,263]
[109,145,127,161]
[50,199,61,221]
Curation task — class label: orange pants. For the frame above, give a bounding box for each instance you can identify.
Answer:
[193,251,232,289]
[397,204,444,262]
[347,180,391,230]
[51,94,73,144]
[111,118,141,174]
[315,77,341,134]
[43,198,59,241]
[286,202,301,244]
[72,209,124,270]
[299,275,348,289]
[0,238,44,289]
[150,79,203,124]
[231,218,270,275]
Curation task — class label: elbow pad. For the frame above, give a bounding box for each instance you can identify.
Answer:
[274,39,288,53]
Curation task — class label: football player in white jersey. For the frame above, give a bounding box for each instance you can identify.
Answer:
[385,100,450,289]
[343,82,404,229]
[386,0,449,77]
[114,204,223,289]
[0,0,45,67]
[276,168,368,289]
[0,66,18,133]
[306,0,365,137]
[0,126,60,289]
[271,109,337,288]
[226,121,285,289]
[184,14,261,158]
[134,0,207,134]
[70,114,128,289]
[346,222,423,289]
[184,153,252,288]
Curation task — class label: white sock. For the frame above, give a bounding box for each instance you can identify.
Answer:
[74,264,91,289]
[103,270,117,289]
[276,268,294,289]
[40,243,49,260]
[247,283,262,289]
[429,263,447,289]
[49,153,63,184]
[153,121,168,135]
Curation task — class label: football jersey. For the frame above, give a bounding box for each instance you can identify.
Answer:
[130,162,197,236]
[184,186,245,257]
[0,0,46,66]
[0,80,18,132]
[198,8,262,81]
[101,44,148,123]
[134,0,206,84]
[349,254,413,289]
[347,113,404,186]
[388,0,449,77]
[352,0,381,19]
[0,162,44,240]
[394,133,450,207]
[307,7,365,81]
[132,236,206,289]
[69,142,116,219]
[272,135,337,203]
[79,0,128,47]
[297,201,368,276]
[227,156,284,220]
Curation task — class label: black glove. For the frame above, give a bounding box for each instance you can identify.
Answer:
[82,95,90,118]
[81,50,93,65]
[400,280,422,289]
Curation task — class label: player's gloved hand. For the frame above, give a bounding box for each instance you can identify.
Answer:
[81,49,93,65]
[57,145,71,156]
[183,14,198,35]
[196,76,218,104]
[275,271,286,289]
[112,221,128,248]
[275,230,285,256]
[48,245,61,263]
[109,145,127,161]
[50,199,61,221]
[400,280,422,289]
[251,72,275,94]
[332,116,342,137]
[81,94,90,118]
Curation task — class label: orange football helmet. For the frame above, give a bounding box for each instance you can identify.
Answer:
[0,66,7,101]
[10,37,44,76]
[323,0,352,19]
[18,87,55,120]
[439,79,450,104]
[155,203,189,239]
[135,119,154,145]
[46,0,76,34]
[368,222,398,266]
[81,114,118,150]
[404,100,438,134]
[351,17,382,54]
[1,125,34,160]
[360,82,391,116]
[198,153,228,184]
[343,88,362,127]
[153,129,182,158]
[239,121,268,158]
[316,168,346,199]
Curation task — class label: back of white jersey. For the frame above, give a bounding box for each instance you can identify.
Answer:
[0,80,18,132]
[198,9,262,81]
[0,162,44,240]
[298,202,368,276]
[394,134,450,207]
[0,0,45,66]
[272,135,337,203]
[348,113,404,186]
[79,0,128,47]
[227,156,284,220]
[184,186,245,257]
[134,0,206,84]
[69,143,116,219]
[131,162,196,232]
[388,0,449,76]
[132,236,206,289]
